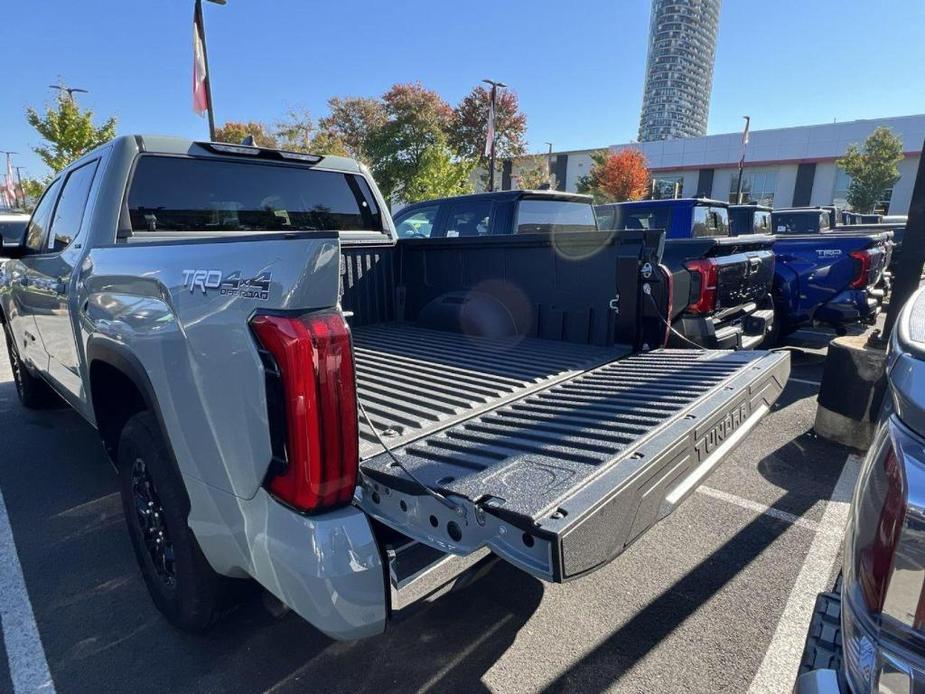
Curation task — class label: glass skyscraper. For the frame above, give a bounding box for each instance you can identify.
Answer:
[638,0,721,142]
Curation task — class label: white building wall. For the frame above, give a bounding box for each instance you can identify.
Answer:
[773,165,798,208]
[810,163,838,207]
[712,168,735,202]
[890,155,919,214]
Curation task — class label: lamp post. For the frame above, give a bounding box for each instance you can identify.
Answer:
[48,85,88,102]
[545,142,553,183]
[482,78,506,192]
[735,115,751,204]
[195,0,226,141]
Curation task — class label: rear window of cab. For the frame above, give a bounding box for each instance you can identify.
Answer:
[126,155,383,234]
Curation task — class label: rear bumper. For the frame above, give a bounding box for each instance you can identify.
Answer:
[671,307,774,349]
[814,289,881,326]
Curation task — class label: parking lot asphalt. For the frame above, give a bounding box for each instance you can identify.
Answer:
[0,330,858,694]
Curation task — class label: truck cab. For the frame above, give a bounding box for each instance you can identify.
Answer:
[596,197,730,240]
[771,207,834,234]
[729,203,773,236]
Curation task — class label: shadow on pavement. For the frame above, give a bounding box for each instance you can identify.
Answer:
[540,433,850,693]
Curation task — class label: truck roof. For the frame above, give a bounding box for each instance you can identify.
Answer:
[729,203,772,212]
[773,207,831,214]
[103,134,365,174]
[605,197,728,209]
[397,189,593,211]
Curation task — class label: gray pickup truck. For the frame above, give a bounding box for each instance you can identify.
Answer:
[0,135,790,640]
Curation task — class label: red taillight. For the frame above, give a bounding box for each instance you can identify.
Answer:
[684,258,718,314]
[250,310,359,512]
[859,441,906,614]
[849,249,871,289]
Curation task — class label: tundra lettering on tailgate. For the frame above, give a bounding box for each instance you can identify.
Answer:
[695,400,750,458]
[181,269,272,300]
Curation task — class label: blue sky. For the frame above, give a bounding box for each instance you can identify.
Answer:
[2,0,924,179]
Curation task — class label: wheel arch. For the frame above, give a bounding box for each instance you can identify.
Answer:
[86,336,180,478]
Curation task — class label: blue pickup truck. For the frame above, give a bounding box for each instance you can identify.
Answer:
[596,198,777,349]
[604,198,893,342]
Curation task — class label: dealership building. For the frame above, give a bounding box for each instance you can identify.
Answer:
[506,114,925,214]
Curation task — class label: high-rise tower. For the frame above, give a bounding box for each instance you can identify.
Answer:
[638,0,721,142]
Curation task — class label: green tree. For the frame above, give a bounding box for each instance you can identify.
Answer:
[513,154,554,190]
[836,127,904,213]
[450,85,527,163]
[25,86,116,174]
[318,96,387,163]
[401,142,474,203]
[576,151,610,203]
[365,83,454,201]
[274,107,350,156]
[214,120,278,147]
[20,179,46,211]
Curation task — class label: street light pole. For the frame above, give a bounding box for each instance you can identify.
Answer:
[545,142,553,183]
[195,0,225,141]
[482,78,506,192]
[735,115,750,204]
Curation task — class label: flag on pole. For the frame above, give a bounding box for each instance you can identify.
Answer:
[483,96,495,159]
[5,155,17,206]
[193,7,209,117]
[0,179,11,209]
[739,117,751,169]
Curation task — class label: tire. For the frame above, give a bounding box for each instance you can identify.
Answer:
[117,411,227,631]
[798,574,843,675]
[2,322,58,409]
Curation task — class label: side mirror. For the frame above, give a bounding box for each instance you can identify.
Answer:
[1,225,28,259]
[1,240,26,259]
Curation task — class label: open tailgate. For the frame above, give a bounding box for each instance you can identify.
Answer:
[358,348,789,582]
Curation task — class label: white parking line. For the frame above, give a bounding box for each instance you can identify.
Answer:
[788,377,822,387]
[748,453,862,694]
[696,486,821,532]
[0,486,55,693]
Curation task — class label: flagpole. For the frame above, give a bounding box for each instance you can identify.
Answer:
[195,0,218,141]
[735,115,750,204]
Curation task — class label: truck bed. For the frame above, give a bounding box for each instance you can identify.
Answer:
[353,323,629,459]
[358,338,789,582]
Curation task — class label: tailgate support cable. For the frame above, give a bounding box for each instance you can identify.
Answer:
[643,283,707,351]
[357,400,466,517]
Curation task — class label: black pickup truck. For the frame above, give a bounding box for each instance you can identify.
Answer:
[595,200,776,349]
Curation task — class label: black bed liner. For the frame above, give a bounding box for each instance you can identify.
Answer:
[358,342,789,582]
[353,323,628,459]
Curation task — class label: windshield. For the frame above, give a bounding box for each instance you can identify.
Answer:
[514,199,597,234]
[127,156,383,233]
[772,212,821,234]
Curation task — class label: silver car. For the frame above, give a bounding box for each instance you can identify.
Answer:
[797,285,925,692]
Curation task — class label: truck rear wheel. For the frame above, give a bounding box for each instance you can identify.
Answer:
[2,323,58,409]
[117,411,227,631]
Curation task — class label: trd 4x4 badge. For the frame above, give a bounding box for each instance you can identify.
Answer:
[181,269,272,301]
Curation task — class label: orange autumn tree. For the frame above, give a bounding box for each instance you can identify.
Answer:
[578,148,650,204]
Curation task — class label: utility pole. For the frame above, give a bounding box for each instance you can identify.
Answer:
[195,0,226,141]
[735,115,751,204]
[482,78,506,192]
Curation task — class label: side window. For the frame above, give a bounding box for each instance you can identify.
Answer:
[395,205,439,239]
[444,201,492,238]
[755,212,771,232]
[819,213,831,231]
[24,178,63,253]
[48,161,99,251]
